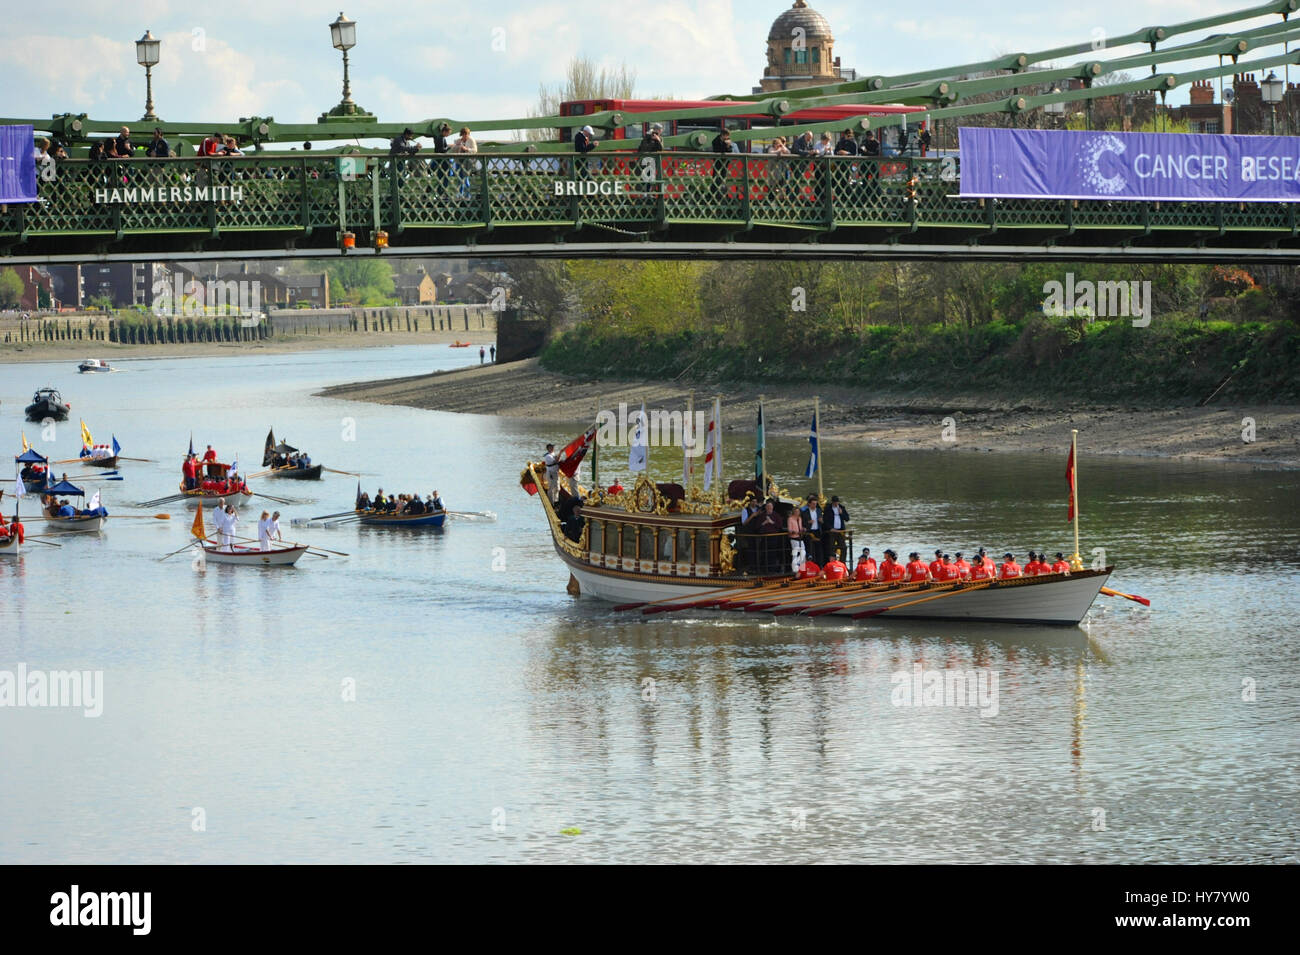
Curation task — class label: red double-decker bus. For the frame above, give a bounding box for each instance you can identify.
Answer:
[558,98,927,146]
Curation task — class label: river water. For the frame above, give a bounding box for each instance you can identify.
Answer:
[1,345,1297,863]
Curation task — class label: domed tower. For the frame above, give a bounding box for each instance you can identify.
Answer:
[760,1,837,92]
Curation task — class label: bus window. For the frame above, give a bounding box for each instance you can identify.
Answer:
[624,123,643,141]
[569,104,587,115]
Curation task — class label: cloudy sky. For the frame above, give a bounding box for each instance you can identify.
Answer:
[0,0,1270,131]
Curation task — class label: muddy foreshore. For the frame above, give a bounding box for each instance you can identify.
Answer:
[319,358,1300,470]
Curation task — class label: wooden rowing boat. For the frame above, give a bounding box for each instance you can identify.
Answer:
[42,510,107,533]
[354,508,446,527]
[267,463,323,481]
[0,533,19,558]
[523,462,1111,627]
[200,541,308,566]
[80,454,119,469]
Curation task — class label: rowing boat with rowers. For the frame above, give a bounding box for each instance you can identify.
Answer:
[261,430,323,480]
[521,404,1114,627]
[200,541,309,566]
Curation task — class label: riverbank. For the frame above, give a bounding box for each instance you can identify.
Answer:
[0,327,497,363]
[320,358,1300,469]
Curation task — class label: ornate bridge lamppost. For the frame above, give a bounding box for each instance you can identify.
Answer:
[136,30,160,122]
[1262,71,1283,135]
[320,12,374,122]
[1045,89,1065,129]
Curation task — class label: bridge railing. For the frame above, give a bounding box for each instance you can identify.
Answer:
[2,152,1297,244]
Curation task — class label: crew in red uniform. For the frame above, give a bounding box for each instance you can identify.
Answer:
[854,548,878,581]
[970,557,994,580]
[953,552,972,579]
[1024,551,1043,575]
[1051,552,1071,574]
[1034,550,1054,575]
[798,560,821,579]
[203,445,218,464]
[937,554,961,581]
[999,553,1022,579]
[823,553,848,580]
[928,549,945,580]
[905,552,932,582]
[979,548,996,576]
[876,549,905,582]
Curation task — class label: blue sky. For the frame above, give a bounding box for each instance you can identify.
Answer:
[0,0,1266,133]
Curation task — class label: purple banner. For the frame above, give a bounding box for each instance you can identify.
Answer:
[0,125,38,204]
[959,126,1300,203]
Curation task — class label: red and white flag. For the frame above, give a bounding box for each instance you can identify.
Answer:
[1065,443,1076,523]
[558,425,598,478]
[702,402,718,492]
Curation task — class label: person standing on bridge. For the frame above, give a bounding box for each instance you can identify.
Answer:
[711,129,733,202]
[637,123,664,154]
[431,122,452,195]
[114,126,134,159]
[451,127,477,199]
[146,128,170,158]
[791,131,815,157]
[834,129,858,156]
[573,125,597,180]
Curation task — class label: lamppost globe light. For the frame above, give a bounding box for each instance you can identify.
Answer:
[136,30,160,122]
[1261,71,1283,105]
[136,30,160,67]
[330,12,356,52]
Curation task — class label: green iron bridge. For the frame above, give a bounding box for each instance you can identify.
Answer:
[7,0,1300,263]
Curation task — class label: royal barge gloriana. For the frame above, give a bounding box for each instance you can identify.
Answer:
[521,464,1111,627]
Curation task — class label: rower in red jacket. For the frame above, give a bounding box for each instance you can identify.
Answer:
[854,548,877,581]
[905,552,932,582]
[203,445,218,464]
[1051,552,1072,574]
[953,552,972,579]
[970,558,994,581]
[1024,551,1044,575]
[999,553,1023,579]
[928,549,944,580]
[876,549,905,582]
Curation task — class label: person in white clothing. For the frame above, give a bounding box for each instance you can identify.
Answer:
[542,443,559,503]
[222,504,239,551]
[268,511,282,544]
[257,510,271,551]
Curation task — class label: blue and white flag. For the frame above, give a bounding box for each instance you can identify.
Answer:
[628,402,647,473]
[804,413,819,478]
[111,435,121,456]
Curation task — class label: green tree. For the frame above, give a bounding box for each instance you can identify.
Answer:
[0,268,24,307]
[522,56,637,142]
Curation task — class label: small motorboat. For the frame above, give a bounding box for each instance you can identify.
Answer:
[449,341,472,348]
[78,359,114,373]
[25,387,70,422]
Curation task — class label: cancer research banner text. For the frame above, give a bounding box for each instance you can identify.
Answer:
[0,124,38,204]
[958,126,1300,203]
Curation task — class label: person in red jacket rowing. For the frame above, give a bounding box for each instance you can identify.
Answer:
[999,553,1023,579]
[854,548,877,581]
[876,549,905,582]
[1051,552,1072,574]
[905,552,932,582]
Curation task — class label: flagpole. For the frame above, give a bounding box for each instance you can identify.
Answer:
[715,396,723,497]
[815,396,824,503]
[684,392,694,491]
[1071,429,1082,570]
[592,394,600,492]
[758,394,766,497]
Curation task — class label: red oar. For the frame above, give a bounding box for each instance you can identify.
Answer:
[1100,586,1151,607]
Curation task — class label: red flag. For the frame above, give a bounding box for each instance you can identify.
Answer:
[558,426,597,478]
[1065,443,1076,523]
